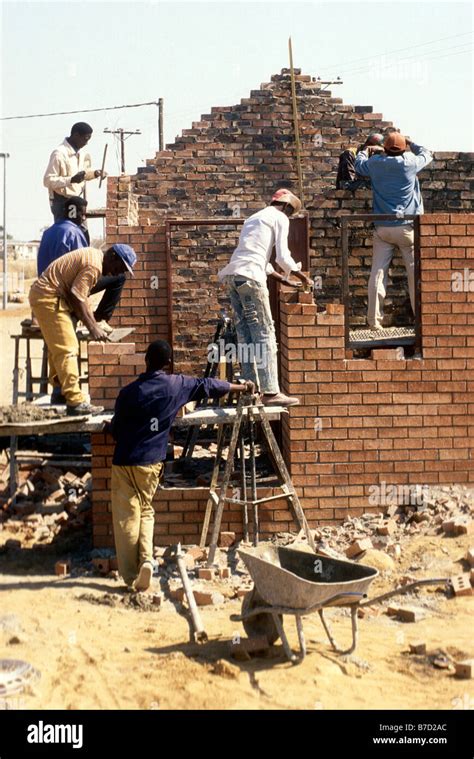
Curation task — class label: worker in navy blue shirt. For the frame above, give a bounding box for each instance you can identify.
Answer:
[109,339,255,592]
[37,196,89,275]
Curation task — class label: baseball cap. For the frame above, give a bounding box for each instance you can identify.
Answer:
[111,244,137,275]
[384,133,407,155]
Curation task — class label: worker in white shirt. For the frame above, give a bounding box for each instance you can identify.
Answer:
[43,122,106,222]
[218,190,312,407]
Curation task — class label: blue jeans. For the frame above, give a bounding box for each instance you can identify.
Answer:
[224,275,279,394]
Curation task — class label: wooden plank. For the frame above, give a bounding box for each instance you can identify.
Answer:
[0,404,285,437]
[0,413,113,437]
[175,405,286,428]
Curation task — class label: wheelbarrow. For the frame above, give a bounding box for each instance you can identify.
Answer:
[230,545,377,663]
[230,545,448,664]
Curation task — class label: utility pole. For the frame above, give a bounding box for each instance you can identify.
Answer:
[1,153,10,310]
[158,98,164,151]
[103,128,141,174]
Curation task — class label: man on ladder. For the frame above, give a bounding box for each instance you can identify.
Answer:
[218,190,313,408]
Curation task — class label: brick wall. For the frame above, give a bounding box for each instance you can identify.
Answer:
[91,214,474,547]
[280,213,474,522]
[104,69,473,361]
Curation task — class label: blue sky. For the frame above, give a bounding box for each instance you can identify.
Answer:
[1,0,473,241]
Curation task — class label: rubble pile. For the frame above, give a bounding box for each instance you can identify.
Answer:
[0,456,92,551]
[271,484,474,561]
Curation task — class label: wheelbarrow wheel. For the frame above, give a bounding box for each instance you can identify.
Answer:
[241,588,281,645]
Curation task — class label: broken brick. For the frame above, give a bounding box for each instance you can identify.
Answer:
[169,587,185,602]
[451,574,473,597]
[346,538,373,558]
[466,548,474,568]
[198,568,215,581]
[54,560,70,577]
[186,546,207,562]
[387,605,426,622]
[218,568,230,579]
[219,531,236,547]
[455,659,473,679]
[194,590,225,606]
[377,520,396,536]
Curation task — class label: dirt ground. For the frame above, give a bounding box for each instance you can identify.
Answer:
[1,532,472,711]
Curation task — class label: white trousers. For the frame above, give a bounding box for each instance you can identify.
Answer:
[368,223,415,329]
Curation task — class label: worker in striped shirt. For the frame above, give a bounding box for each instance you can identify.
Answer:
[29,245,136,416]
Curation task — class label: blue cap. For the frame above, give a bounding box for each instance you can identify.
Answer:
[111,244,137,275]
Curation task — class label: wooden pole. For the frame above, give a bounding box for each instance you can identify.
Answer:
[98,144,108,188]
[288,37,305,209]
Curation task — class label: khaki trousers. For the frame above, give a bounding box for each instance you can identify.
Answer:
[368,223,415,329]
[28,290,85,405]
[111,463,163,587]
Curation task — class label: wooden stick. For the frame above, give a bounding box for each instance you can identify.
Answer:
[288,37,305,208]
[98,144,108,188]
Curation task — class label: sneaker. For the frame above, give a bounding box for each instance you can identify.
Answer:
[95,320,114,335]
[261,392,300,407]
[133,561,154,592]
[66,402,105,417]
[50,387,66,405]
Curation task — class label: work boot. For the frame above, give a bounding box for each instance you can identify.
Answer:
[261,392,300,407]
[66,402,105,417]
[133,561,154,592]
[50,386,66,405]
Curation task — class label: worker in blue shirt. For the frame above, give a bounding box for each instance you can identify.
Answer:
[109,339,255,592]
[355,132,433,329]
[37,196,89,275]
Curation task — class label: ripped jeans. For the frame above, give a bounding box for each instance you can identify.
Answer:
[223,275,279,394]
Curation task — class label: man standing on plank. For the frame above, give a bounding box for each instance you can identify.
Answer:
[355,132,432,330]
[29,244,136,415]
[109,339,255,592]
[218,189,312,408]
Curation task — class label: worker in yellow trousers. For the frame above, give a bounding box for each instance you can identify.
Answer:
[109,339,255,592]
[110,463,163,589]
[29,245,136,415]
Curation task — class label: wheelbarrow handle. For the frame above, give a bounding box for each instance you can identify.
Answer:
[360,577,449,608]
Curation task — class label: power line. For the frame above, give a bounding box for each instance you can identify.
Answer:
[340,42,473,77]
[338,47,474,77]
[0,100,159,122]
[323,30,473,74]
